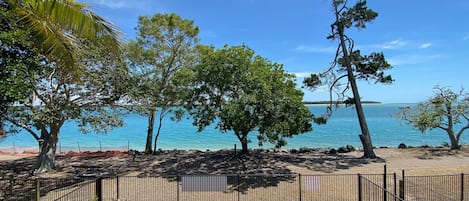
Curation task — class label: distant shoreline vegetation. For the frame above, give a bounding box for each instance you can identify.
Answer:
[303,101,382,105]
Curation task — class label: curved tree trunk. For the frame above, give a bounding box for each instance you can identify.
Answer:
[447,130,459,150]
[36,128,59,173]
[153,112,164,154]
[145,109,156,154]
[337,27,376,158]
[445,104,460,150]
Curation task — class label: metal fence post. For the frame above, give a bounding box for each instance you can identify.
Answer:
[177,175,180,201]
[237,174,240,201]
[96,177,102,201]
[36,179,40,201]
[299,174,302,201]
[393,173,397,201]
[116,176,119,201]
[461,173,464,201]
[399,170,405,200]
[384,164,387,201]
[358,174,362,201]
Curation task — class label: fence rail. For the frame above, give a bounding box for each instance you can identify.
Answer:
[403,173,468,201]
[360,175,404,201]
[1,173,468,201]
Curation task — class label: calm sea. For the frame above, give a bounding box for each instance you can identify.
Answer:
[1,103,467,152]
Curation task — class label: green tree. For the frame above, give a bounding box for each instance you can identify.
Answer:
[3,0,121,77]
[0,2,43,140]
[181,45,314,154]
[125,13,199,154]
[1,37,128,172]
[303,0,393,158]
[397,86,469,150]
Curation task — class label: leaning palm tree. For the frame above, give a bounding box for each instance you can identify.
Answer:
[4,0,121,77]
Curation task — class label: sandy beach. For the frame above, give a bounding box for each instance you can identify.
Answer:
[1,146,469,201]
[1,146,469,176]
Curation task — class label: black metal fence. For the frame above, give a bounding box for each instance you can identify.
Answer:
[1,173,468,201]
[402,172,468,201]
[359,175,403,201]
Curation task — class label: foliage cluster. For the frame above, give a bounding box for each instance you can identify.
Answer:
[178,45,314,153]
[398,86,469,150]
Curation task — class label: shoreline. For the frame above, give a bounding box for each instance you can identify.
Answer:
[0,144,463,159]
[1,141,463,155]
[1,103,465,154]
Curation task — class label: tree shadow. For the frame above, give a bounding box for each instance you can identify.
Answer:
[0,148,385,196]
[133,149,384,192]
[274,152,385,173]
[412,146,469,160]
[133,149,296,193]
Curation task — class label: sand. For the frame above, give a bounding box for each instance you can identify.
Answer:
[1,146,469,176]
[1,146,469,201]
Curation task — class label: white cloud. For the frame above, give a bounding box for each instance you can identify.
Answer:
[381,39,408,49]
[293,72,315,78]
[358,39,408,51]
[419,43,432,49]
[388,54,442,66]
[294,45,336,54]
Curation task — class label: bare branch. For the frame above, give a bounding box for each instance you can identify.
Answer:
[461,113,469,122]
[437,125,448,132]
[337,0,348,14]
[456,124,469,141]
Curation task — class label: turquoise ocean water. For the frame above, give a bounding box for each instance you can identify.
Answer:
[1,103,467,152]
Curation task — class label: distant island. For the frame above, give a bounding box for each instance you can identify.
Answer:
[303,101,382,105]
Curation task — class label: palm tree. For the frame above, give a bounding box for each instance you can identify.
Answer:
[4,0,121,77]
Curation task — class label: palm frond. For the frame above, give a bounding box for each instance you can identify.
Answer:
[4,0,122,77]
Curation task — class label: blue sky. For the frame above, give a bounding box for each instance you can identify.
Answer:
[79,0,469,103]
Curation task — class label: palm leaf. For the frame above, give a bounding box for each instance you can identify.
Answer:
[4,0,122,78]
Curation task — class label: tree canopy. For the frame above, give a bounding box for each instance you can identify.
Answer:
[0,1,128,171]
[2,36,127,172]
[125,13,199,154]
[303,0,393,158]
[179,45,314,154]
[397,86,469,150]
[0,2,43,139]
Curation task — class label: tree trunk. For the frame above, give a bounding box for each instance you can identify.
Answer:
[0,124,5,138]
[241,140,249,155]
[153,112,164,154]
[447,130,459,150]
[236,133,250,155]
[337,27,376,158]
[145,109,156,154]
[446,104,459,150]
[36,128,59,173]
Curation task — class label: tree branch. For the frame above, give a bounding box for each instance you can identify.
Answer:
[456,124,469,140]
[437,125,448,132]
[462,113,469,122]
[3,116,40,141]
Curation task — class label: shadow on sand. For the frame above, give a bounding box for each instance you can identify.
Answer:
[131,148,384,192]
[0,148,384,195]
